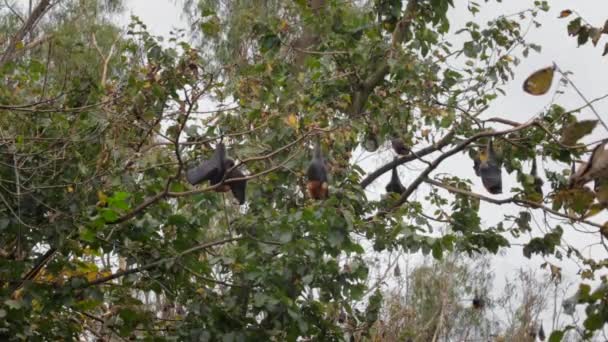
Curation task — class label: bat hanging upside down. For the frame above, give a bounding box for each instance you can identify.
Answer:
[185,142,247,204]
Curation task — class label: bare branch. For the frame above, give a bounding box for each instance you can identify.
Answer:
[360,129,455,188]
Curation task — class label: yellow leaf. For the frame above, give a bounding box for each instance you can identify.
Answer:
[196,288,206,295]
[558,9,573,18]
[279,20,289,32]
[85,272,98,282]
[285,113,298,129]
[15,41,24,49]
[97,191,108,207]
[67,185,74,193]
[523,64,556,96]
[583,203,604,219]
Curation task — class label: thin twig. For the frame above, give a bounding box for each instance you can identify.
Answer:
[557,67,608,132]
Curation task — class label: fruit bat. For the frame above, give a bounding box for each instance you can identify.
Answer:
[594,178,608,208]
[475,139,502,194]
[186,142,226,186]
[307,141,329,200]
[186,143,247,204]
[393,263,401,277]
[473,158,481,177]
[538,324,545,341]
[562,292,578,315]
[385,166,405,194]
[224,159,247,205]
[531,158,543,197]
[391,138,409,155]
[569,141,608,188]
[338,310,346,324]
[363,131,379,152]
[472,295,485,310]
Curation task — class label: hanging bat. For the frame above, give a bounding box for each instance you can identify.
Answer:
[475,139,502,194]
[223,159,247,205]
[186,142,227,186]
[186,143,247,204]
[531,157,543,197]
[538,324,545,341]
[472,295,485,310]
[385,166,405,194]
[569,141,608,188]
[391,137,409,155]
[307,141,329,200]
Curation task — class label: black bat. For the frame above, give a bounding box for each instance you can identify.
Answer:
[186,143,247,205]
[307,141,328,200]
[224,159,247,205]
[391,137,409,155]
[531,157,543,196]
[385,166,405,194]
[186,142,226,186]
[478,139,502,194]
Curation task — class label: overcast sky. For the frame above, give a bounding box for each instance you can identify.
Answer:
[121,0,608,333]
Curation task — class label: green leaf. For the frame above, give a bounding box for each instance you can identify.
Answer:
[200,16,221,36]
[548,330,564,342]
[567,17,582,36]
[328,230,344,247]
[260,34,281,53]
[583,313,604,331]
[432,241,443,260]
[80,227,96,243]
[168,214,188,226]
[577,25,590,46]
[100,209,119,222]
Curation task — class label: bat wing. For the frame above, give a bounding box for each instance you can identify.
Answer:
[480,162,502,194]
[473,157,481,176]
[186,158,220,185]
[186,142,227,185]
[386,181,405,194]
[226,169,247,205]
[588,142,608,181]
[385,168,405,194]
[307,160,327,182]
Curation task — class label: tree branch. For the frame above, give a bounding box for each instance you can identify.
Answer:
[83,237,242,287]
[360,129,455,188]
[348,0,417,116]
[424,178,603,230]
[0,0,52,67]
[391,120,537,209]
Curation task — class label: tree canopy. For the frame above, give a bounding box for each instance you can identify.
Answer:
[1,0,608,340]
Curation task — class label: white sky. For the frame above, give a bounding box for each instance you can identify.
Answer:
[121,0,608,336]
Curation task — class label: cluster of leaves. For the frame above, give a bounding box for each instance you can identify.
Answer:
[560,9,608,56]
